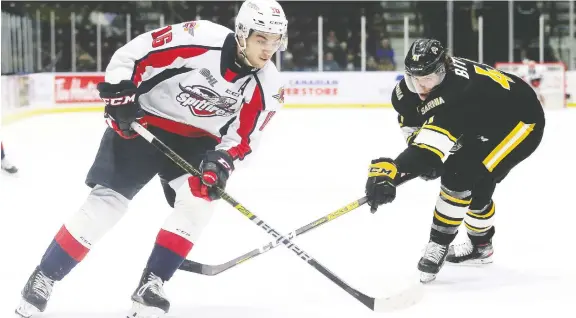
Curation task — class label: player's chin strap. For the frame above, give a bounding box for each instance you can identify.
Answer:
[130,121,423,312]
[234,35,254,68]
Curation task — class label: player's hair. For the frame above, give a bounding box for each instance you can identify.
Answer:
[443,51,455,71]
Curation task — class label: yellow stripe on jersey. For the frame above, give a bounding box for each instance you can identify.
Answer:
[402,126,421,144]
[483,122,535,172]
[406,132,416,144]
[421,124,458,142]
[414,143,445,159]
[440,190,472,205]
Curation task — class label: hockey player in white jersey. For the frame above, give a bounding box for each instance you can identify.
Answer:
[15,1,287,317]
[520,59,545,105]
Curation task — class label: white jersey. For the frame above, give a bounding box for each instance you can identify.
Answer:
[104,20,284,161]
[516,64,545,104]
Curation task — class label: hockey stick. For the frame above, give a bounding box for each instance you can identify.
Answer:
[179,196,369,275]
[178,173,416,276]
[131,122,423,312]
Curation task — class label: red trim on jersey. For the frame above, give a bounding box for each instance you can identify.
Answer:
[132,47,209,86]
[259,111,276,131]
[226,85,264,160]
[223,68,238,82]
[144,115,220,141]
[54,226,89,262]
[156,229,194,258]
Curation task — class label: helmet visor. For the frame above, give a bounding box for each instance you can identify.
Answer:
[249,31,285,52]
[405,64,446,95]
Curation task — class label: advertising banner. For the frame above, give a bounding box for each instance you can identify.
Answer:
[3,69,576,126]
[54,74,104,105]
[29,73,55,108]
[1,75,31,118]
[282,71,403,107]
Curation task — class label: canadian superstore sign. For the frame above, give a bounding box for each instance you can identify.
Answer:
[285,79,339,96]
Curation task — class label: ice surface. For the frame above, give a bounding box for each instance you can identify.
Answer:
[1,108,574,317]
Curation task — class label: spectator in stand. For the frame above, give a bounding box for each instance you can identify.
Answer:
[323,52,341,71]
[281,51,296,70]
[333,41,348,68]
[366,55,379,71]
[375,38,396,70]
[325,30,339,51]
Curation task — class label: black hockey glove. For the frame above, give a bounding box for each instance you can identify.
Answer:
[420,165,444,181]
[188,150,235,201]
[97,80,146,139]
[365,157,398,213]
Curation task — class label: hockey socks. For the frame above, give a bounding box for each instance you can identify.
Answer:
[430,186,472,244]
[465,200,496,244]
[146,229,193,281]
[39,226,89,280]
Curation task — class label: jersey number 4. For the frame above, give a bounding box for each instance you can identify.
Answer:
[151,26,173,48]
[474,65,514,90]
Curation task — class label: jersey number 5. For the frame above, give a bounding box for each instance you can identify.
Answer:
[474,65,514,90]
[151,26,172,48]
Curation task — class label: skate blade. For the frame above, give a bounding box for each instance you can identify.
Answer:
[1,168,19,175]
[15,299,40,318]
[419,272,437,284]
[446,256,493,266]
[127,301,166,318]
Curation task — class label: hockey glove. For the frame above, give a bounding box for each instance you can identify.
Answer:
[97,80,146,139]
[189,150,235,201]
[420,165,444,181]
[365,157,398,213]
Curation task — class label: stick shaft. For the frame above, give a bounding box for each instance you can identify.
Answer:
[179,197,368,275]
[131,122,377,310]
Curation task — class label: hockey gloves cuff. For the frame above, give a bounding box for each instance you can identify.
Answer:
[365,157,398,213]
[98,80,146,139]
[189,150,235,201]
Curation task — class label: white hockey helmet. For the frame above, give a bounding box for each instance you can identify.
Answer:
[235,0,288,53]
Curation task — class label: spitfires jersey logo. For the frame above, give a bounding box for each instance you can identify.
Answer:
[177,83,238,117]
[272,86,285,103]
[183,21,199,36]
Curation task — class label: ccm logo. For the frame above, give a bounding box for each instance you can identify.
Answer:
[370,167,392,174]
[102,94,135,106]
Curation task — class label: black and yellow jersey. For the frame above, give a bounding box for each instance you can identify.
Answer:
[391,56,545,176]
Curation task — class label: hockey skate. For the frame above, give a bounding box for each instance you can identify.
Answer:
[446,240,494,265]
[15,266,55,318]
[418,241,449,283]
[128,270,170,318]
[1,157,18,174]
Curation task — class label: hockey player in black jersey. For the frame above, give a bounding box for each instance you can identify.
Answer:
[365,39,545,283]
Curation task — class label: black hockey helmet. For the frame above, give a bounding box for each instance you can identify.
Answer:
[404,39,447,96]
[404,39,446,76]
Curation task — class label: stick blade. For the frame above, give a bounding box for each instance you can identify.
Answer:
[180,260,212,275]
[371,282,424,312]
